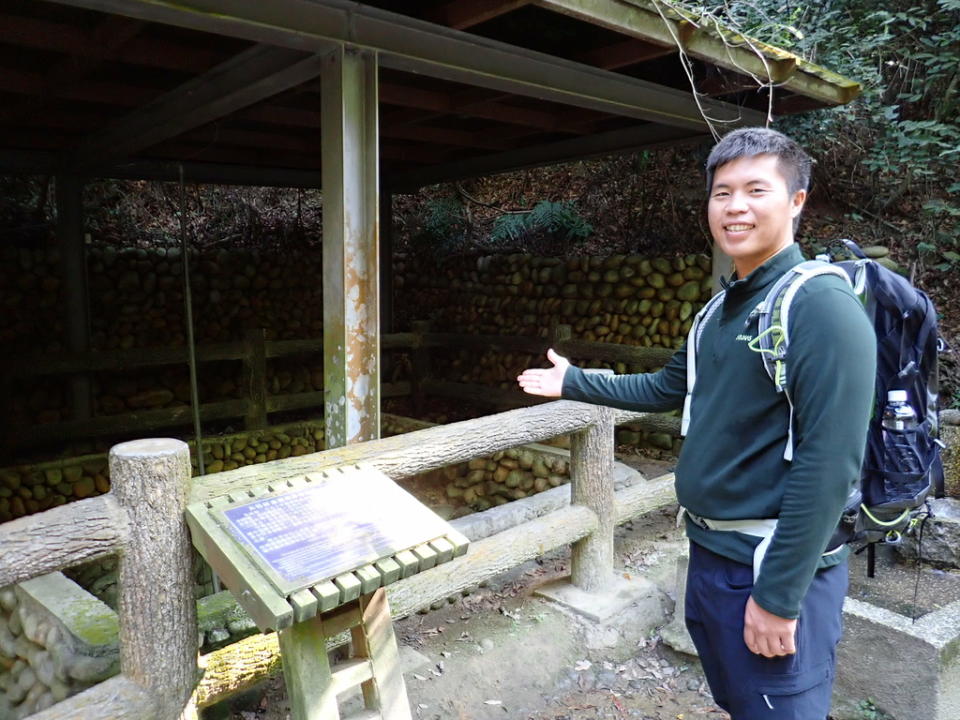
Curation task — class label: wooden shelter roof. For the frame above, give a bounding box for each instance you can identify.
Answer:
[0,0,860,190]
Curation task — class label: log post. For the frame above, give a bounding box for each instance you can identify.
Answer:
[110,438,198,718]
[243,327,268,430]
[411,320,431,416]
[569,405,616,592]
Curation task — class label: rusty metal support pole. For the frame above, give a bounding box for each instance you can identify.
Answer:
[321,44,380,448]
[56,174,92,422]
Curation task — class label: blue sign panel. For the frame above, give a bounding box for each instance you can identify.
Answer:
[218,469,451,592]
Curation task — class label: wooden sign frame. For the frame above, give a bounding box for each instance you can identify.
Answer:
[186,463,469,631]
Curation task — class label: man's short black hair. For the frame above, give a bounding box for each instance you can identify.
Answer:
[705,127,812,197]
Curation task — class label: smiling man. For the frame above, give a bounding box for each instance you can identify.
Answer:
[517,128,876,719]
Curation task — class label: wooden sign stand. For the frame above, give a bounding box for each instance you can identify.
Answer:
[186,463,469,720]
[279,589,408,720]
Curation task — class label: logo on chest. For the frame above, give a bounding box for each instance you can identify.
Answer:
[735,333,754,342]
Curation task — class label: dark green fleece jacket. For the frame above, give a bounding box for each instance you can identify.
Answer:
[562,244,876,619]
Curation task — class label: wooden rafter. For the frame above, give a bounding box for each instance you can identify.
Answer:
[44,0,763,130]
[575,38,675,70]
[425,0,533,30]
[0,68,159,108]
[379,84,594,133]
[0,16,146,124]
[389,122,705,190]
[0,13,226,73]
[68,44,333,169]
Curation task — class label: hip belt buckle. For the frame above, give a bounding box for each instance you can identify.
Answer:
[685,510,712,531]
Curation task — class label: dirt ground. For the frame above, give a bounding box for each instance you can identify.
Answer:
[216,452,960,720]
[220,494,734,720]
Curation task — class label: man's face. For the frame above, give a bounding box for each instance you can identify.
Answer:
[707,153,806,278]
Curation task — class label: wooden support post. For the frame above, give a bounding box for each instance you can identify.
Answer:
[322,44,380,448]
[277,615,339,720]
[410,321,431,417]
[110,439,197,717]
[569,406,616,592]
[57,174,92,422]
[243,327,268,430]
[353,589,411,720]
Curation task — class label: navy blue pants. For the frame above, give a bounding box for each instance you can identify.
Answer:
[684,542,847,720]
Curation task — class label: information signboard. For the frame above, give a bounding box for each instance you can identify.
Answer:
[214,469,454,596]
[186,463,469,631]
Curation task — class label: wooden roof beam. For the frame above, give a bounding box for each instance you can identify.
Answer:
[0,15,146,124]
[536,0,859,105]
[0,68,157,107]
[235,103,515,151]
[425,0,533,30]
[0,14,224,73]
[68,43,333,170]
[379,84,593,133]
[382,124,516,151]
[388,122,706,191]
[153,139,450,167]
[46,0,762,130]
[575,38,676,70]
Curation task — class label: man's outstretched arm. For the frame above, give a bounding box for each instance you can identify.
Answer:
[518,344,689,413]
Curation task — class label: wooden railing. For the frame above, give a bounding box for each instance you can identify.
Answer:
[2,401,677,718]
[6,324,678,449]
[5,331,414,447]
[0,438,196,720]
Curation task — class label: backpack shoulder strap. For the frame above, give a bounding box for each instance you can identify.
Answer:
[681,290,725,436]
[752,260,853,461]
[753,260,853,392]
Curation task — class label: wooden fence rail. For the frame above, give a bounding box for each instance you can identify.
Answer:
[1,438,197,720]
[6,324,677,450]
[3,400,676,717]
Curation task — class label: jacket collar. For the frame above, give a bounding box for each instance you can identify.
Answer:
[721,243,804,296]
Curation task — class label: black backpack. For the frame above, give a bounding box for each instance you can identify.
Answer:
[750,240,944,558]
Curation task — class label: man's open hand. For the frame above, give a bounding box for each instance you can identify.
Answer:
[744,595,797,658]
[517,349,569,397]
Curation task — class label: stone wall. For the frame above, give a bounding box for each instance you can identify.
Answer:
[0,574,266,716]
[7,242,324,434]
[0,574,118,719]
[0,420,324,524]
[396,252,713,389]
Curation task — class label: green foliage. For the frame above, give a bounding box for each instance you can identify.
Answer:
[702,0,960,208]
[691,0,960,260]
[411,196,468,251]
[488,200,593,248]
[855,698,894,720]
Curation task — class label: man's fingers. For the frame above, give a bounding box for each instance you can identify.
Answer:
[743,625,757,655]
[779,630,797,655]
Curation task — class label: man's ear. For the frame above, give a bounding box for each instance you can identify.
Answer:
[790,189,807,218]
